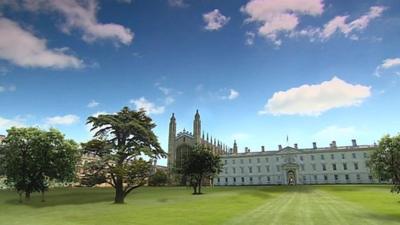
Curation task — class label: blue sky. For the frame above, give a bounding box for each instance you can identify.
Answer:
[0,0,400,166]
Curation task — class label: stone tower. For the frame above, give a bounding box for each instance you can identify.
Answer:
[193,110,201,144]
[168,113,176,169]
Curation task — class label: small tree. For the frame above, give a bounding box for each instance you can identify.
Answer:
[148,170,168,186]
[84,107,166,203]
[0,127,78,202]
[182,145,222,195]
[369,134,400,193]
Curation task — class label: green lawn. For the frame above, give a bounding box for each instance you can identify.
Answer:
[0,185,399,225]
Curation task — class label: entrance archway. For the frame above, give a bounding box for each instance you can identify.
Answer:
[287,170,296,185]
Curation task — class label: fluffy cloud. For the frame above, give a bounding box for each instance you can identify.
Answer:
[0,116,25,133]
[219,88,240,100]
[45,114,80,126]
[203,9,230,31]
[87,100,99,108]
[245,31,255,45]
[18,0,133,45]
[130,97,165,115]
[375,57,400,77]
[0,18,83,69]
[0,84,16,92]
[241,0,324,45]
[321,6,385,39]
[259,77,371,116]
[168,0,188,8]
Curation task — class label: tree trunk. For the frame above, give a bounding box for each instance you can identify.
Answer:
[25,192,31,201]
[41,191,45,202]
[198,177,202,194]
[19,192,22,203]
[114,178,125,204]
[192,183,197,194]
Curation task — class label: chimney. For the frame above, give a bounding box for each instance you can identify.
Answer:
[352,139,357,147]
[278,145,282,150]
[294,143,298,149]
[312,142,317,149]
[331,141,337,148]
[261,146,265,152]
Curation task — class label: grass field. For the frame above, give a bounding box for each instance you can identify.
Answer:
[0,185,399,225]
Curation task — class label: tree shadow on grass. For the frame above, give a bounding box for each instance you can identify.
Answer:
[4,187,115,208]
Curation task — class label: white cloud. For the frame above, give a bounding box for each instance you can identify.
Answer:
[0,116,25,133]
[375,57,400,77]
[245,31,255,45]
[87,100,99,108]
[0,84,16,92]
[0,18,83,69]
[20,0,133,45]
[203,9,230,31]
[321,6,385,39]
[259,77,371,116]
[45,114,80,126]
[313,126,357,143]
[227,89,239,100]
[218,88,240,100]
[130,97,165,115]
[168,0,188,8]
[241,0,324,45]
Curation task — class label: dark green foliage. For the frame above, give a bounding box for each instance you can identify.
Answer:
[181,145,222,194]
[369,134,400,193]
[148,170,168,186]
[84,107,166,203]
[0,127,79,202]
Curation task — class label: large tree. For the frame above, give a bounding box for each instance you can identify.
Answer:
[182,145,222,195]
[84,107,166,203]
[0,127,78,202]
[369,134,400,193]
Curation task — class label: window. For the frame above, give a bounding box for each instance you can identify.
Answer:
[331,154,335,160]
[249,158,252,163]
[277,175,281,180]
[224,160,227,164]
[257,166,261,173]
[311,155,315,160]
[301,164,305,171]
[356,174,360,180]
[321,155,325,160]
[276,165,280,172]
[233,168,236,174]
[267,176,270,182]
[265,157,269,162]
[249,177,253,182]
[257,158,260,163]
[345,174,349,180]
[312,164,316,171]
[233,177,236,182]
[217,178,220,183]
[241,177,245,183]
[324,175,328,181]
[232,159,235,164]
[314,175,318,181]
[240,159,244,164]
[334,175,338,180]
[369,175,373,180]
[342,153,345,159]
[300,156,304,161]
[352,153,356,159]
[363,152,368,158]
[240,167,244,173]
[225,178,228,183]
[266,166,270,173]
[224,168,228,174]
[343,163,347,170]
[303,176,306,181]
[249,167,253,173]
[322,164,326,171]
[354,162,359,170]
[276,157,280,162]
[332,164,337,171]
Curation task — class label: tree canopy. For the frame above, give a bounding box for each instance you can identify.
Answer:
[83,107,167,203]
[0,127,78,202]
[182,145,222,195]
[369,134,400,193]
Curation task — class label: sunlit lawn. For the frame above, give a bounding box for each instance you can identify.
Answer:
[0,185,399,225]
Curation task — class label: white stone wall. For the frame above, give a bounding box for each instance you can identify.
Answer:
[214,146,378,186]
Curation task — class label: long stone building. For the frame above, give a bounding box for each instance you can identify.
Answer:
[168,111,379,185]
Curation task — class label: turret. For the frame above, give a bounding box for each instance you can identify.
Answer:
[168,113,176,169]
[193,110,201,144]
[233,140,238,154]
